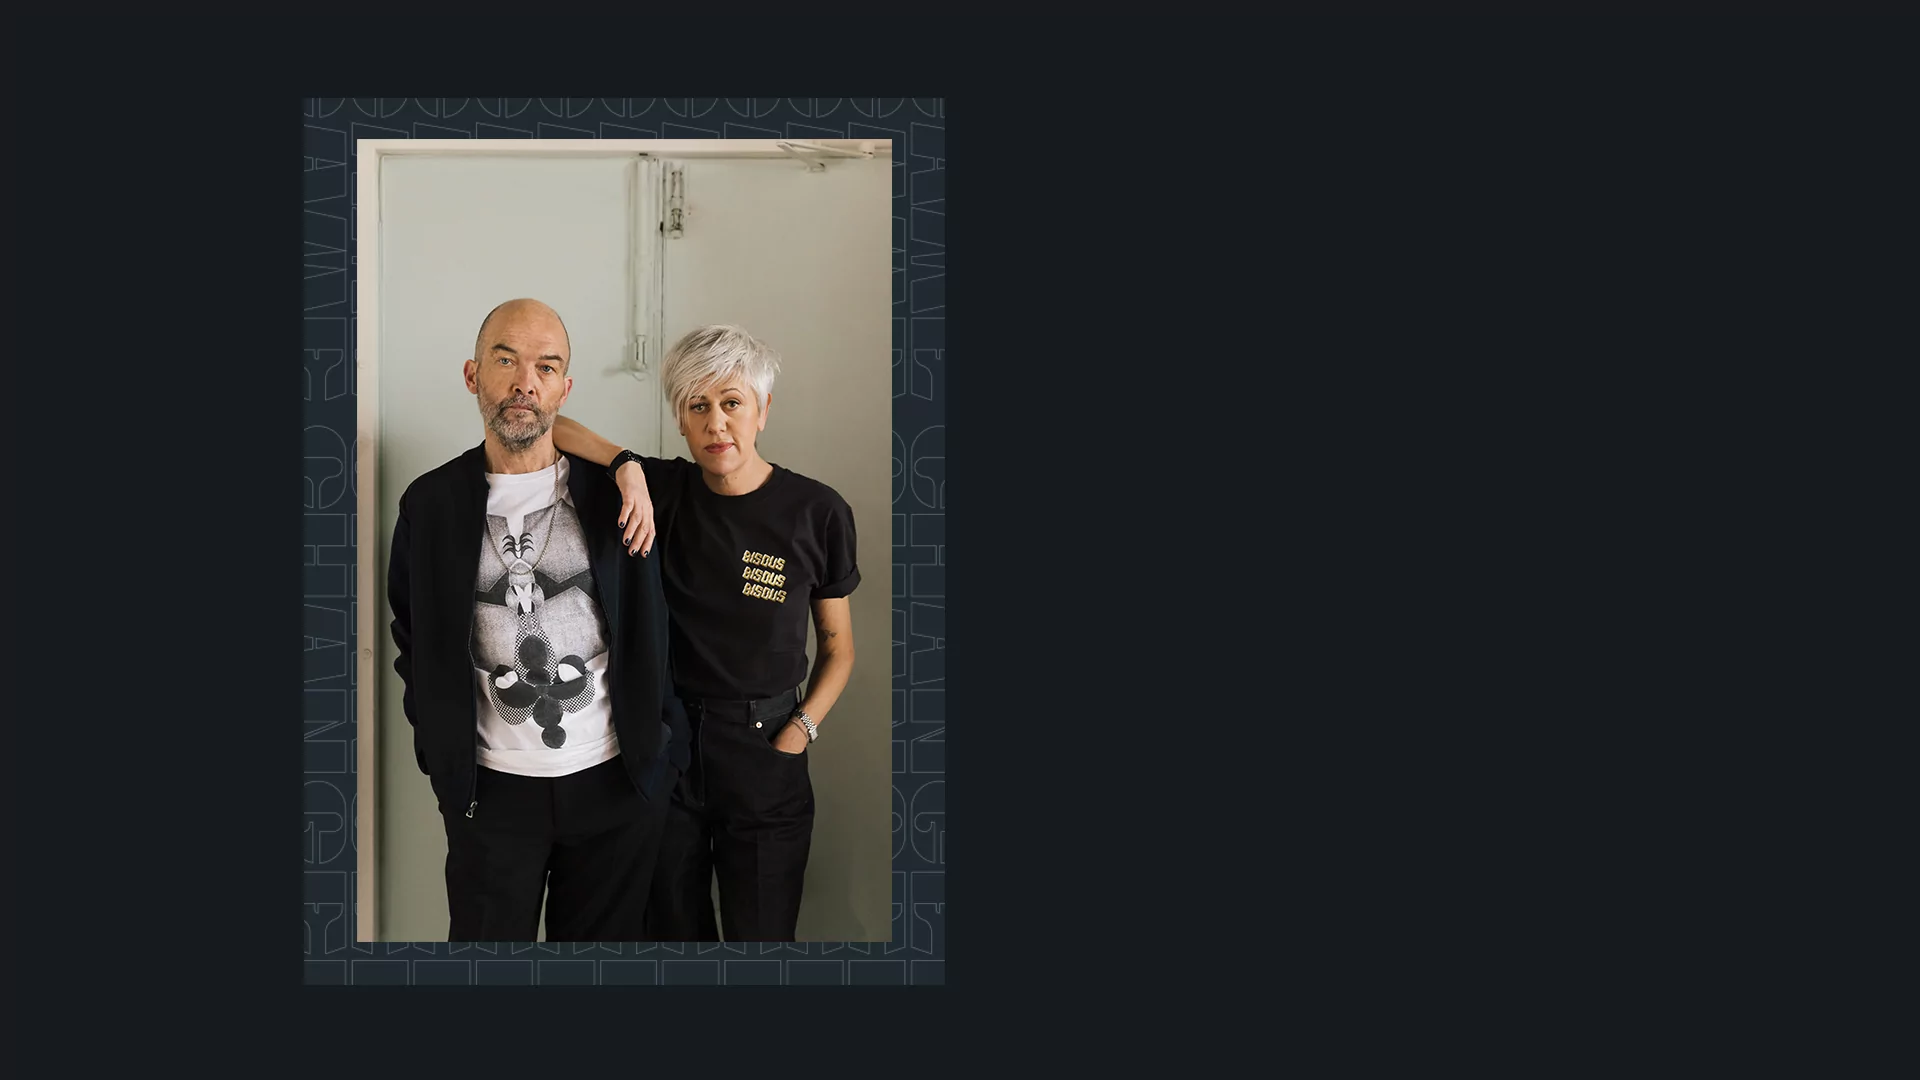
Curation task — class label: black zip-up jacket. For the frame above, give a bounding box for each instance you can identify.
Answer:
[386,445,689,817]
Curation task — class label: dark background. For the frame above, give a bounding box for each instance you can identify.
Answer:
[14,15,1908,1066]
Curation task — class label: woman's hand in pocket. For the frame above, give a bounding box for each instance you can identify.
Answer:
[772,720,809,755]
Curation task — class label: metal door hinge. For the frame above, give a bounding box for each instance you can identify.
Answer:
[666,164,685,239]
[606,335,649,383]
[775,140,875,171]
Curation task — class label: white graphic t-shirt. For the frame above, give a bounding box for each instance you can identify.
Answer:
[469,457,618,777]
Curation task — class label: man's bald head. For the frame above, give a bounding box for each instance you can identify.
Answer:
[465,298,574,455]
[473,298,572,371]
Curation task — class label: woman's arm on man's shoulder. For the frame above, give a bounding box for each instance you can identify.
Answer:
[553,415,657,557]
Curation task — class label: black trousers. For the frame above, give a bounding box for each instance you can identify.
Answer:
[645,688,815,942]
[440,754,669,943]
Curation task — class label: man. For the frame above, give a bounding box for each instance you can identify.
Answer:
[386,298,687,942]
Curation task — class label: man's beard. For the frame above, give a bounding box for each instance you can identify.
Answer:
[485,396,554,452]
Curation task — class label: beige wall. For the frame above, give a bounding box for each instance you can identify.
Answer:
[660,156,894,940]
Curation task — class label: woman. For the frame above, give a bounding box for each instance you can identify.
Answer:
[552,323,859,943]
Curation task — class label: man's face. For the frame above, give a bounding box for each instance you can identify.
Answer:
[464,307,571,451]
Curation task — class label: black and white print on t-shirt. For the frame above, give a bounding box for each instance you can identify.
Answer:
[470,495,607,751]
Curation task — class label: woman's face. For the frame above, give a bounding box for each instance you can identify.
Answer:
[679,376,769,478]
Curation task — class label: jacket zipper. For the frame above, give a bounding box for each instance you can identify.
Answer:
[596,518,641,799]
[466,610,480,818]
[465,512,484,820]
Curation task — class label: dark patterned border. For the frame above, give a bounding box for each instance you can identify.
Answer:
[301,98,944,985]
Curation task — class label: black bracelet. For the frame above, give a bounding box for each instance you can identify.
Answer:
[606,448,645,480]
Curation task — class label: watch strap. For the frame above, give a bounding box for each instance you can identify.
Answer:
[606,448,644,479]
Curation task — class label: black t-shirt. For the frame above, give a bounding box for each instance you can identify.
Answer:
[646,457,860,701]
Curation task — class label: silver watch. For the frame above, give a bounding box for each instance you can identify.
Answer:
[789,709,818,742]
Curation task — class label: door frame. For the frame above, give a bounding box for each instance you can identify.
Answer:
[351,139,890,940]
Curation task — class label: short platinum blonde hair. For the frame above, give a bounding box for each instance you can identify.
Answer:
[661,324,782,414]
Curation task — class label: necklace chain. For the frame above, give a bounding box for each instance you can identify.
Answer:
[492,451,565,582]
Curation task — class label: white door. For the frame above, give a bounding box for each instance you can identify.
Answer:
[658,156,894,940]
[375,153,658,941]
